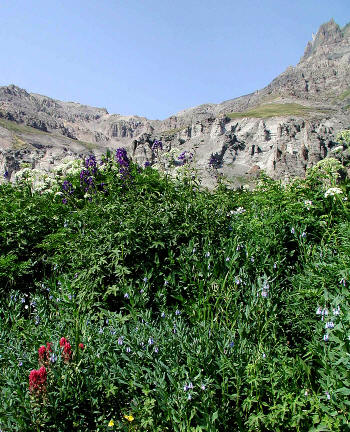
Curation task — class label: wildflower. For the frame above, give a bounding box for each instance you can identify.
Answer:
[192,248,196,254]
[154,346,159,353]
[250,257,255,263]
[175,309,181,316]
[304,199,312,209]
[201,384,206,390]
[205,252,210,258]
[340,278,346,286]
[164,280,169,286]
[301,232,306,238]
[225,257,230,261]
[124,293,129,299]
[291,227,295,234]
[99,328,103,334]
[38,343,52,366]
[79,343,85,350]
[229,341,234,348]
[143,277,148,283]
[273,262,277,269]
[124,415,134,422]
[187,394,192,400]
[323,334,329,341]
[262,353,266,359]
[325,322,334,329]
[60,337,68,347]
[108,419,115,427]
[50,354,57,363]
[161,312,165,318]
[117,337,123,345]
[188,382,193,389]
[325,391,331,400]
[148,337,154,345]
[316,307,322,315]
[68,295,72,300]
[62,342,72,363]
[184,385,188,391]
[29,366,47,396]
[126,347,131,353]
[304,390,309,396]
[18,361,23,367]
[261,290,268,298]
[333,306,340,316]
[325,187,343,198]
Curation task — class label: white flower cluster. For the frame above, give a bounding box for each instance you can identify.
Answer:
[324,187,343,198]
[227,207,246,216]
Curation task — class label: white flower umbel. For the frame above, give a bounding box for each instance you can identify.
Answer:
[324,187,343,198]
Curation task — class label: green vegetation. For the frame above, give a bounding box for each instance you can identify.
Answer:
[227,103,318,119]
[0,151,349,431]
[0,117,49,135]
[338,89,350,101]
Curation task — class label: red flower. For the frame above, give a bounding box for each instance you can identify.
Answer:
[59,337,67,347]
[29,366,47,396]
[38,343,52,366]
[61,340,72,363]
[79,343,84,350]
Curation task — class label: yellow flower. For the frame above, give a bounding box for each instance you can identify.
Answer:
[108,419,115,427]
[124,414,134,422]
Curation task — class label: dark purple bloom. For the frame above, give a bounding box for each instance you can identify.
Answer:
[144,161,151,168]
[62,198,67,204]
[4,171,9,179]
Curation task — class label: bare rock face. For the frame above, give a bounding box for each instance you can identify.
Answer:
[0,19,349,186]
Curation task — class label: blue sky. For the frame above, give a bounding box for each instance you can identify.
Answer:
[0,0,349,119]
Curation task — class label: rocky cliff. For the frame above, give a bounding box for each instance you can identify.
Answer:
[1,19,349,187]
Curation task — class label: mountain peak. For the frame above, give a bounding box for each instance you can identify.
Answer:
[302,19,344,60]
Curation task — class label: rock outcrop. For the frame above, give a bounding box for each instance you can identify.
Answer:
[1,19,349,186]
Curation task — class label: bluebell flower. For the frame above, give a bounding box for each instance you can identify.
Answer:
[124,293,129,299]
[117,337,123,345]
[126,347,131,353]
[175,309,181,316]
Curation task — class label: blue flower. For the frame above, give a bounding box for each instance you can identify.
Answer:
[124,293,129,299]
[117,337,123,345]
[175,309,181,316]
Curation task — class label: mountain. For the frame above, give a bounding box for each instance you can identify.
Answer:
[1,19,349,187]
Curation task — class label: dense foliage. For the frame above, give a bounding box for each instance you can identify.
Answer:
[0,151,349,431]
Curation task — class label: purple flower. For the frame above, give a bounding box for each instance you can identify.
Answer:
[4,171,9,178]
[62,198,67,205]
[154,346,159,353]
[18,361,23,367]
[117,337,123,345]
[124,293,129,299]
[144,161,151,168]
[175,309,181,316]
[201,384,206,390]
[323,334,329,342]
[148,337,154,345]
[126,347,131,353]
